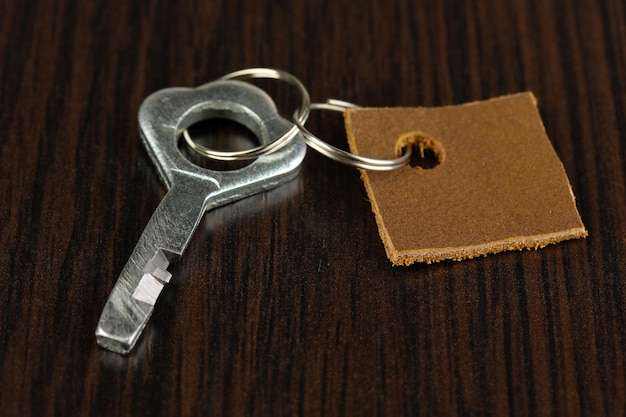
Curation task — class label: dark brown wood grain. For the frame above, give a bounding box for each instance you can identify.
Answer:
[1,0,625,415]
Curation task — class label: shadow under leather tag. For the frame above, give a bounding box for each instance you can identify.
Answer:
[344,92,587,265]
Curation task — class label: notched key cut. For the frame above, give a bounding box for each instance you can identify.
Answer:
[95,81,307,354]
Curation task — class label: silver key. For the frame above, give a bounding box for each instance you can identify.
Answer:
[95,81,307,354]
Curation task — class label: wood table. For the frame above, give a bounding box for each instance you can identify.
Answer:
[1,0,625,415]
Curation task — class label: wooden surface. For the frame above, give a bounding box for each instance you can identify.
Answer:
[1,0,625,415]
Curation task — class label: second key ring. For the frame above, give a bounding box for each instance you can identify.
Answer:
[294,100,413,171]
[182,68,311,161]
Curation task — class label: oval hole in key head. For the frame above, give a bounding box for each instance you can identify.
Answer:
[179,118,261,171]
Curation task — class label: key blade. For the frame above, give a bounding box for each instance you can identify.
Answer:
[96,144,305,354]
[96,179,210,354]
[95,250,173,354]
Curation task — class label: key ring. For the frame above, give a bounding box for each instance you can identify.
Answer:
[294,99,413,171]
[182,68,310,161]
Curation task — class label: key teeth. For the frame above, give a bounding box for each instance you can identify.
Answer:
[133,274,164,305]
[151,249,170,269]
[143,259,173,284]
[132,250,173,305]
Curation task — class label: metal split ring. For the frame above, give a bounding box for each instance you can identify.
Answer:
[182,68,311,161]
[293,99,412,171]
[183,68,411,170]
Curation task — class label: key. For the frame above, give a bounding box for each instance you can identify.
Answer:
[95,80,307,354]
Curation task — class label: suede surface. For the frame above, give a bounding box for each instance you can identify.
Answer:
[344,93,587,265]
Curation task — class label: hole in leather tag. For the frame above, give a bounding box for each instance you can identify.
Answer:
[396,131,446,170]
[344,92,587,265]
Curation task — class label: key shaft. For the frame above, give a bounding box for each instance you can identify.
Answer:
[96,174,212,353]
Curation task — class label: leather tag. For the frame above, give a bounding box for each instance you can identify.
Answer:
[344,93,587,265]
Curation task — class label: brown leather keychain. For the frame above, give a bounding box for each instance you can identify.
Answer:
[297,93,587,265]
